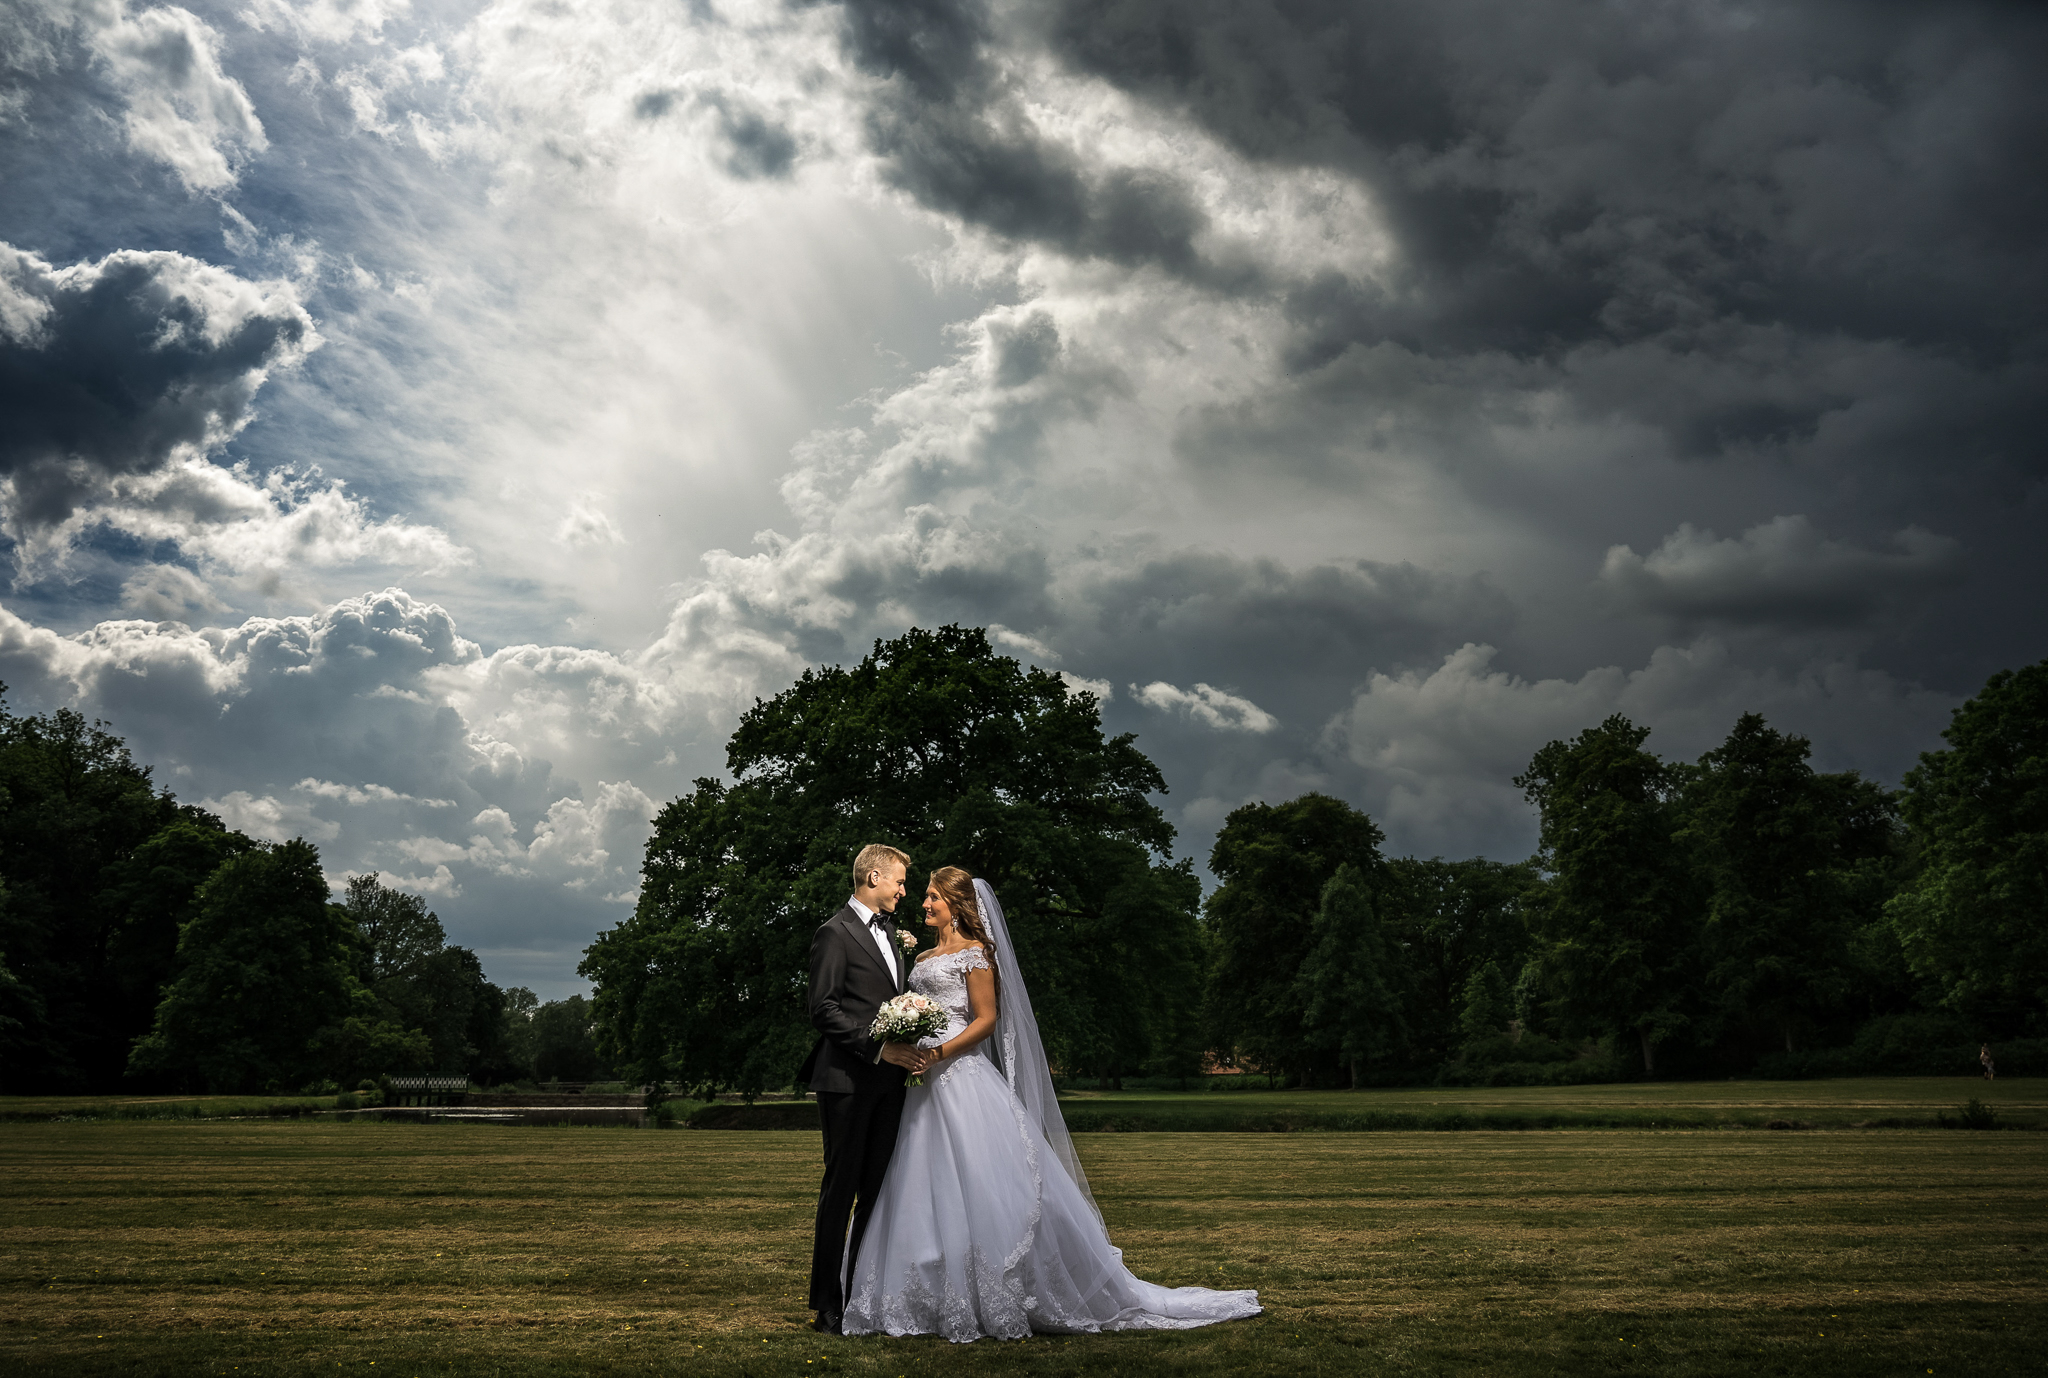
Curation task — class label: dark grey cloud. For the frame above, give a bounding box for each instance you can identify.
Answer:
[706,96,798,179]
[991,310,1060,386]
[998,0,2048,698]
[833,0,1242,282]
[641,88,801,179]
[3,0,2040,987]
[1036,0,2048,462]
[1078,550,1509,689]
[0,243,314,529]
[1598,516,1962,632]
[632,88,678,119]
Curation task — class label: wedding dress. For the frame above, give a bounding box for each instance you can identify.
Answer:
[841,881,1260,1342]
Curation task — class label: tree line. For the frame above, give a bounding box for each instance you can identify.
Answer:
[588,631,2046,1094]
[6,636,2040,1096]
[0,689,610,1095]
[1204,662,2047,1085]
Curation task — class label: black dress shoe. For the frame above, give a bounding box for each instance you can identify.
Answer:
[813,1309,843,1335]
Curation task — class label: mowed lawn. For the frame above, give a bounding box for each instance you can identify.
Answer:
[1049,1076,2048,1131]
[1061,1076,2048,1114]
[0,1120,2042,1376]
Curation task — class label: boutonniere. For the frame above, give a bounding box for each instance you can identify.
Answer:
[894,927,919,955]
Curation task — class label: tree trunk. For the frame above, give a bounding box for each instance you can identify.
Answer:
[1637,1028,1656,1076]
[1785,1026,1797,1054]
[1349,1057,1359,1090]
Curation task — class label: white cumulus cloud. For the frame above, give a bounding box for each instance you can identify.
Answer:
[85,0,267,191]
[1058,671,1111,701]
[1131,680,1278,734]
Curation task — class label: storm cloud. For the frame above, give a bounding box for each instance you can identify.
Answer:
[0,243,314,531]
[0,0,2040,995]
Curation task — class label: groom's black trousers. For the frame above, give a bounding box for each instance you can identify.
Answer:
[809,1086,907,1313]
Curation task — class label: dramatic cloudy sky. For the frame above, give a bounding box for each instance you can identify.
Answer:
[2,0,2042,996]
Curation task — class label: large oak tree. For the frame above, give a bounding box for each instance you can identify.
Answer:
[581,626,1200,1098]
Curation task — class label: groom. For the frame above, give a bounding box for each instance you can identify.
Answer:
[799,843,923,1335]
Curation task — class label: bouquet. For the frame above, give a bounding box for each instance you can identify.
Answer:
[870,992,948,1086]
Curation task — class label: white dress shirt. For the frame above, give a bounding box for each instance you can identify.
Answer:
[847,895,900,987]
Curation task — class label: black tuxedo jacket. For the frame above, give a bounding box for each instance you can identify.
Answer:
[798,903,909,1095]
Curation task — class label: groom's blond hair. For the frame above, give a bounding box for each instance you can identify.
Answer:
[852,843,912,888]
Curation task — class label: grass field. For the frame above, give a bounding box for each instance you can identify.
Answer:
[8,1076,2041,1133]
[1053,1076,2048,1131]
[0,1094,339,1123]
[2,1113,2043,1375]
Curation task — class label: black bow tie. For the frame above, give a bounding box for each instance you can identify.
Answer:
[868,915,888,929]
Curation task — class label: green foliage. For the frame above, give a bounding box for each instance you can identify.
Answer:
[1386,857,1544,1062]
[1458,960,1514,1045]
[1205,793,1387,1084]
[530,994,611,1082]
[344,872,449,985]
[306,1012,431,1083]
[0,689,198,1089]
[1456,1029,1577,1068]
[98,818,258,1078]
[1677,713,1899,1052]
[498,985,539,1075]
[1427,1051,1639,1088]
[581,625,1196,1098]
[0,912,46,1070]
[1515,715,1696,1073]
[337,873,515,1080]
[1887,660,2048,1031]
[1295,864,1405,1085]
[0,688,520,1093]
[128,840,362,1093]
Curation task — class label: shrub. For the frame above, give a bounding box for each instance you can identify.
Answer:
[1937,1097,2000,1130]
[1435,1053,1634,1087]
[1460,1032,1576,1066]
[1756,1024,2048,1079]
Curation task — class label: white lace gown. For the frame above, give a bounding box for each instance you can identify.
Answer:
[841,946,1261,1342]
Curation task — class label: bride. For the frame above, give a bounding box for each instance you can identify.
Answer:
[841,866,1260,1342]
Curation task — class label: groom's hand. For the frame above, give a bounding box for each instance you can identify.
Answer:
[880,1043,924,1070]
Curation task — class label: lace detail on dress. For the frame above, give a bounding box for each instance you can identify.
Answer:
[908,945,993,1047]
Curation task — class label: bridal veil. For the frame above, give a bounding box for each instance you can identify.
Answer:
[971,876,1101,1226]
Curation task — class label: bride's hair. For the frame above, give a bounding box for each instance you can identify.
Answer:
[930,866,999,1003]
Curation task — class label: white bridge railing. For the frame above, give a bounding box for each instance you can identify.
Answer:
[383,1075,469,1106]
